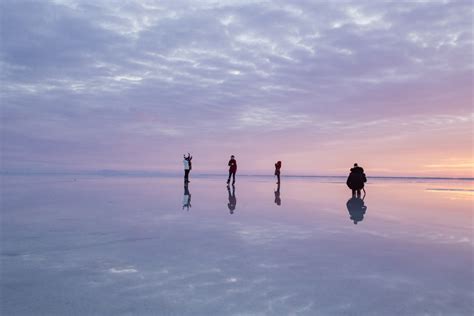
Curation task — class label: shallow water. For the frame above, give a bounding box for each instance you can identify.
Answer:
[1,175,473,315]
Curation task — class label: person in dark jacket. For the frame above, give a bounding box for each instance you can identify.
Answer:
[350,163,364,174]
[227,155,237,185]
[346,196,367,224]
[227,184,236,214]
[346,163,367,197]
[274,161,282,184]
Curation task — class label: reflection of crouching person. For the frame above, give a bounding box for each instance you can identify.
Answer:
[346,196,367,224]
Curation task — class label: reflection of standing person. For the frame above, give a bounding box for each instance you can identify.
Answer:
[274,161,282,184]
[183,153,192,183]
[346,163,367,197]
[227,185,236,214]
[182,183,192,211]
[227,155,237,185]
[274,182,281,206]
[346,196,367,224]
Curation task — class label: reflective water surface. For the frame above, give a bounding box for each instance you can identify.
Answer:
[1,175,473,315]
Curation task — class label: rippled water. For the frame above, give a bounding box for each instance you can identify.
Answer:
[1,175,473,315]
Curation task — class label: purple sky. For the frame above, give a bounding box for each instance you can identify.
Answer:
[1,0,473,176]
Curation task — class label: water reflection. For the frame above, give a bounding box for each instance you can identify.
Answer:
[182,183,192,211]
[346,196,367,224]
[3,176,473,315]
[227,184,237,214]
[274,182,281,206]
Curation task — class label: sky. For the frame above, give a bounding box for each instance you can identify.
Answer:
[1,0,473,177]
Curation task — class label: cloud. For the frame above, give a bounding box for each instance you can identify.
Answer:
[109,267,138,274]
[0,0,472,174]
[235,107,311,130]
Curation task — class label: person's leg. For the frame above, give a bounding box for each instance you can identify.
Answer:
[356,189,361,197]
[232,171,236,184]
[352,189,356,196]
[227,171,231,184]
[184,169,189,181]
[277,173,280,183]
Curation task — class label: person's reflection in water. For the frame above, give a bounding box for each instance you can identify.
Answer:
[274,182,281,206]
[346,195,367,224]
[227,184,237,214]
[182,183,192,211]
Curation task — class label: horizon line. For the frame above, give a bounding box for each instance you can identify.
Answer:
[1,169,473,181]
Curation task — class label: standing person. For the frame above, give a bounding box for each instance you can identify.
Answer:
[346,163,367,197]
[183,153,192,183]
[227,155,237,185]
[274,161,282,184]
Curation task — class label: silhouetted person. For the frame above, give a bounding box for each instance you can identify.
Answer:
[351,163,364,174]
[183,153,192,183]
[227,155,237,185]
[182,183,191,211]
[346,196,367,224]
[274,182,281,206]
[274,161,282,184]
[346,163,367,197]
[227,184,236,214]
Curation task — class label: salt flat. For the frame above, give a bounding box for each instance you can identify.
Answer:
[1,175,473,315]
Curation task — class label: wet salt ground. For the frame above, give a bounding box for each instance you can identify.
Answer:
[1,175,473,315]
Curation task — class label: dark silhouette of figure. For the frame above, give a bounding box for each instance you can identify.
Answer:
[346,196,367,224]
[274,161,282,184]
[351,163,364,174]
[346,163,367,197]
[182,183,192,211]
[227,155,237,185]
[274,182,281,206]
[227,184,236,214]
[183,153,193,183]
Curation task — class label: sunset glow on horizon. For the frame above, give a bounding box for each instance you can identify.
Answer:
[1,0,473,178]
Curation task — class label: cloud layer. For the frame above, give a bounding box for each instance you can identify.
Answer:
[1,0,472,176]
